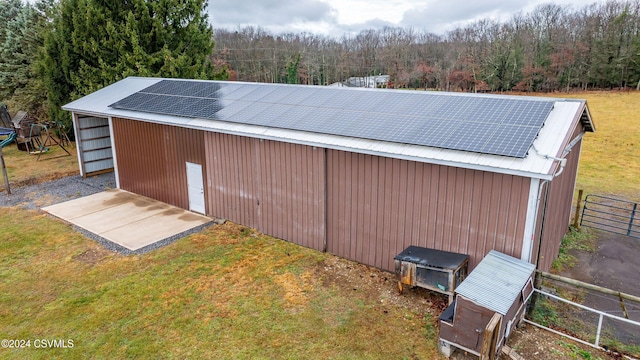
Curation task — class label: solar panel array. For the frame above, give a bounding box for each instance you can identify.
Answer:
[109,79,555,158]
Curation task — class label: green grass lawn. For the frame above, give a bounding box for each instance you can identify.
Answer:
[556,91,640,199]
[0,209,441,359]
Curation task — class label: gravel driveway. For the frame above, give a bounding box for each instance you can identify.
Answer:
[0,172,116,209]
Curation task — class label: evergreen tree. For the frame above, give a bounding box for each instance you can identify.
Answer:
[0,0,23,45]
[285,53,301,84]
[39,0,228,128]
[0,0,51,118]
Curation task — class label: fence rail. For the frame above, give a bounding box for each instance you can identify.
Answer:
[528,288,640,347]
[580,194,639,238]
[527,278,640,360]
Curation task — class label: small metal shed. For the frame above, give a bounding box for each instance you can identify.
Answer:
[439,250,536,359]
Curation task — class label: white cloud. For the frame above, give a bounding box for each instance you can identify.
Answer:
[208,0,609,36]
[208,0,337,31]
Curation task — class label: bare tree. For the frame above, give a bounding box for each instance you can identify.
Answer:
[211,0,640,92]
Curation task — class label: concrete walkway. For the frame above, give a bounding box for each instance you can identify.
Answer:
[43,189,212,252]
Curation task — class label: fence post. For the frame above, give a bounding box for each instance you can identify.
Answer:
[0,145,10,195]
[628,202,637,236]
[619,292,629,319]
[573,189,583,229]
[595,313,603,347]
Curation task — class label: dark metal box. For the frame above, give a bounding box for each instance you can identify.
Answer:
[394,245,469,304]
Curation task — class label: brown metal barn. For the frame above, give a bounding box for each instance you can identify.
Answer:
[63,77,594,272]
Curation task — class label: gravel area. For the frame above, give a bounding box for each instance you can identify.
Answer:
[1,172,214,255]
[0,172,116,209]
[73,219,214,256]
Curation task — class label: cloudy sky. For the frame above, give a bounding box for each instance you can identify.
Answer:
[208,0,605,36]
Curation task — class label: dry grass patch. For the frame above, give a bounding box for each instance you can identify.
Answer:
[0,211,443,359]
[274,271,314,308]
[551,91,640,198]
[0,141,78,193]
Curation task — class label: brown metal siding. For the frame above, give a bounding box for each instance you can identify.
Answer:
[112,118,206,210]
[204,132,259,226]
[536,124,584,271]
[326,150,530,272]
[257,140,325,251]
[203,133,325,251]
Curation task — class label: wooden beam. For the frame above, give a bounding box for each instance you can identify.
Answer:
[573,189,583,229]
[539,271,640,303]
[501,345,526,360]
[0,145,10,195]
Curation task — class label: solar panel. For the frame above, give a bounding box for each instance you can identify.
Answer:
[109,79,555,158]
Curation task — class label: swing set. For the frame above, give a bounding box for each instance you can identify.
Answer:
[25,122,72,160]
[1,104,73,195]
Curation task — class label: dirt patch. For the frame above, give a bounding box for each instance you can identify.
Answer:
[313,255,619,360]
[565,193,640,298]
[498,324,623,360]
[562,228,640,305]
[316,256,449,316]
[72,247,113,266]
[581,230,639,297]
[553,226,640,355]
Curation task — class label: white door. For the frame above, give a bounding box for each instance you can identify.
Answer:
[186,162,205,214]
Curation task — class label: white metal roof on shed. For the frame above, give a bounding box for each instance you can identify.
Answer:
[62,77,594,180]
[455,250,536,315]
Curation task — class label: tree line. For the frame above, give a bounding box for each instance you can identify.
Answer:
[212,0,640,92]
[0,0,639,132]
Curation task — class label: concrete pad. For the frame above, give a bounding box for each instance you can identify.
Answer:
[101,212,211,250]
[42,189,212,252]
[69,199,170,234]
[43,189,125,220]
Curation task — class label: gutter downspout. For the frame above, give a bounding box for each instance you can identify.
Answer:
[323,147,328,253]
[532,144,568,178]
[530,142,571,268]
[531,131,584,262]
[528,133,583,315]
[534,180,551,268]
[529,178,551,317]
[532,132,583,178]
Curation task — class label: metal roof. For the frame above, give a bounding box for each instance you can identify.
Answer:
[394,246,469,270]
[455,250,536,315]
[109,79,554,158]
[62,77,594,180]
